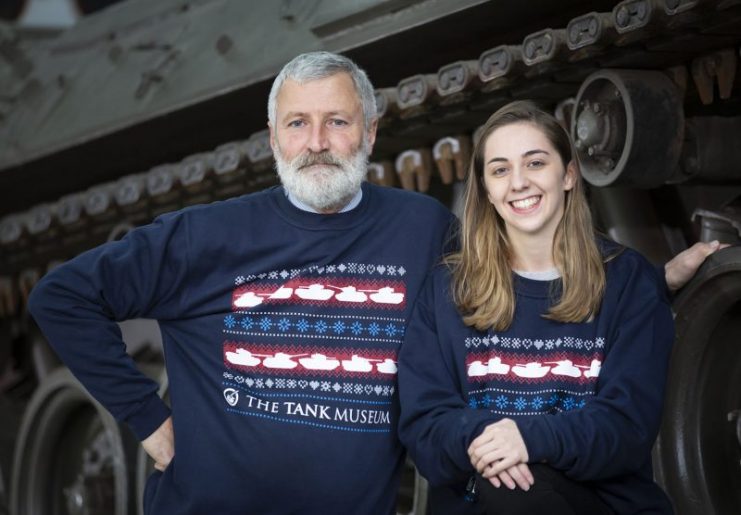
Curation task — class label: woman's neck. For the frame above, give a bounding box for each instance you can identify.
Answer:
[509,235,555,272]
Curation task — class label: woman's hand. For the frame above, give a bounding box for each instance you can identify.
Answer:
[486,462,534,490]
[468,419,530,483]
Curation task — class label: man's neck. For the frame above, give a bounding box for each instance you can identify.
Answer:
[285,188,363,214]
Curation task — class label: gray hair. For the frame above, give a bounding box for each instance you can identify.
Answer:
[268,51,377,130]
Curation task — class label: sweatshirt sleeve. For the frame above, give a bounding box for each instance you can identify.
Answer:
[398,271,499,487]
[517,258,675,481]
[27,212,191,440]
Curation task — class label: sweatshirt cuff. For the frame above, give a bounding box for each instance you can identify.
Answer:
[124,394,172,441]
[516,417,553,464]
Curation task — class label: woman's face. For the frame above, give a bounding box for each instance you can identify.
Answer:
[482,122,576,247]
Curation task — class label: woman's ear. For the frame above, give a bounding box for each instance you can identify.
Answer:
[564,160,578,191]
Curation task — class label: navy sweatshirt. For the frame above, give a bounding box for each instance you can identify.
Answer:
[28,182,454,515]
[398,247,675,515]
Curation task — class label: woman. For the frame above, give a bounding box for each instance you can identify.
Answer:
[398,101,674,515]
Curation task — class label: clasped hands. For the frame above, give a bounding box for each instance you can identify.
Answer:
[467,418,534,491]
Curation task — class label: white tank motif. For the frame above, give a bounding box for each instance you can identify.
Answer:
[299,353,341,371]
[342,355,374,372]
[376,359,398,374]
[333,286,367,303]
[582,359,602,378]
[225,348,262,366]
[486,357,510,375]
[467,360,488,377]
[546,360,582,378]
[268,286,293,299]
[262,352,308,369]
[234,291,264,308]
[295,284,334,301]
[512,362,551,378]
[369,287,404,304]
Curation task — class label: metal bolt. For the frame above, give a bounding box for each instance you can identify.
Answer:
[569,24,580,44]
[525,40,536,60]
[587,146,595,156]
[216,35,233,55]
[616,6,630,28]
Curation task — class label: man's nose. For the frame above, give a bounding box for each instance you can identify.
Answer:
[307,124,329,153]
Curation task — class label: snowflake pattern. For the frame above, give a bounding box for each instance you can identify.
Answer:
[384,323,398,337]
[277,318,291,332]
[296,319,310,332]
[224,315,236,329]
[469,390,590,415]
[350,321,363,335]
[259,317,272,331]
[315,320,328,333]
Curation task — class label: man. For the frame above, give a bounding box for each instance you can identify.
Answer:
[28,51,719,514]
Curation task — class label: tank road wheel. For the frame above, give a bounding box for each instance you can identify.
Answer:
[654,246,741,515]
[10,368,137,515]
[571,69,684,189]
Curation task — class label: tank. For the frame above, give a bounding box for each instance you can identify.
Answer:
[1,1,740,514]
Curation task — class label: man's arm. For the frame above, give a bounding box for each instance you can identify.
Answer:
[27,213,189,442]
[142,416,175,471]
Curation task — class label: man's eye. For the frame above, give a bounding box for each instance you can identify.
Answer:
[287,120,305,128]
[329,119,348,126]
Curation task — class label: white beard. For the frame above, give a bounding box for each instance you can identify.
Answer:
[274,141,369,213]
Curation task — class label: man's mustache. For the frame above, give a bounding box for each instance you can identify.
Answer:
[295,151,345,169]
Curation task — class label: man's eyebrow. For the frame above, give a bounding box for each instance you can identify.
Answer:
[281,110,354,121]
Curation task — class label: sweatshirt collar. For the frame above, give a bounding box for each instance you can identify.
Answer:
[285,188,363,213]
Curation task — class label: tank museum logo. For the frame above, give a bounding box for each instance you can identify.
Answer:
[222,386,392,433]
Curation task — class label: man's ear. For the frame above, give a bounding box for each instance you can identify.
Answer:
[366,117,378,152]
[268,121,277,151]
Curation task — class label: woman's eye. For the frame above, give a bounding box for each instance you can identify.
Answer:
[528,160,545,168]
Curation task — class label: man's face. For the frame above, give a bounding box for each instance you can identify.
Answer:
[269,72,377,213]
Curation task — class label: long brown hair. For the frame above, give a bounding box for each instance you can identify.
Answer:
[447,100,607,331]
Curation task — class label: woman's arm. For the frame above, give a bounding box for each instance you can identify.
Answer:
[398,271,499,487]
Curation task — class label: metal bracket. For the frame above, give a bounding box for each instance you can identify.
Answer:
[691,48,737,104]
